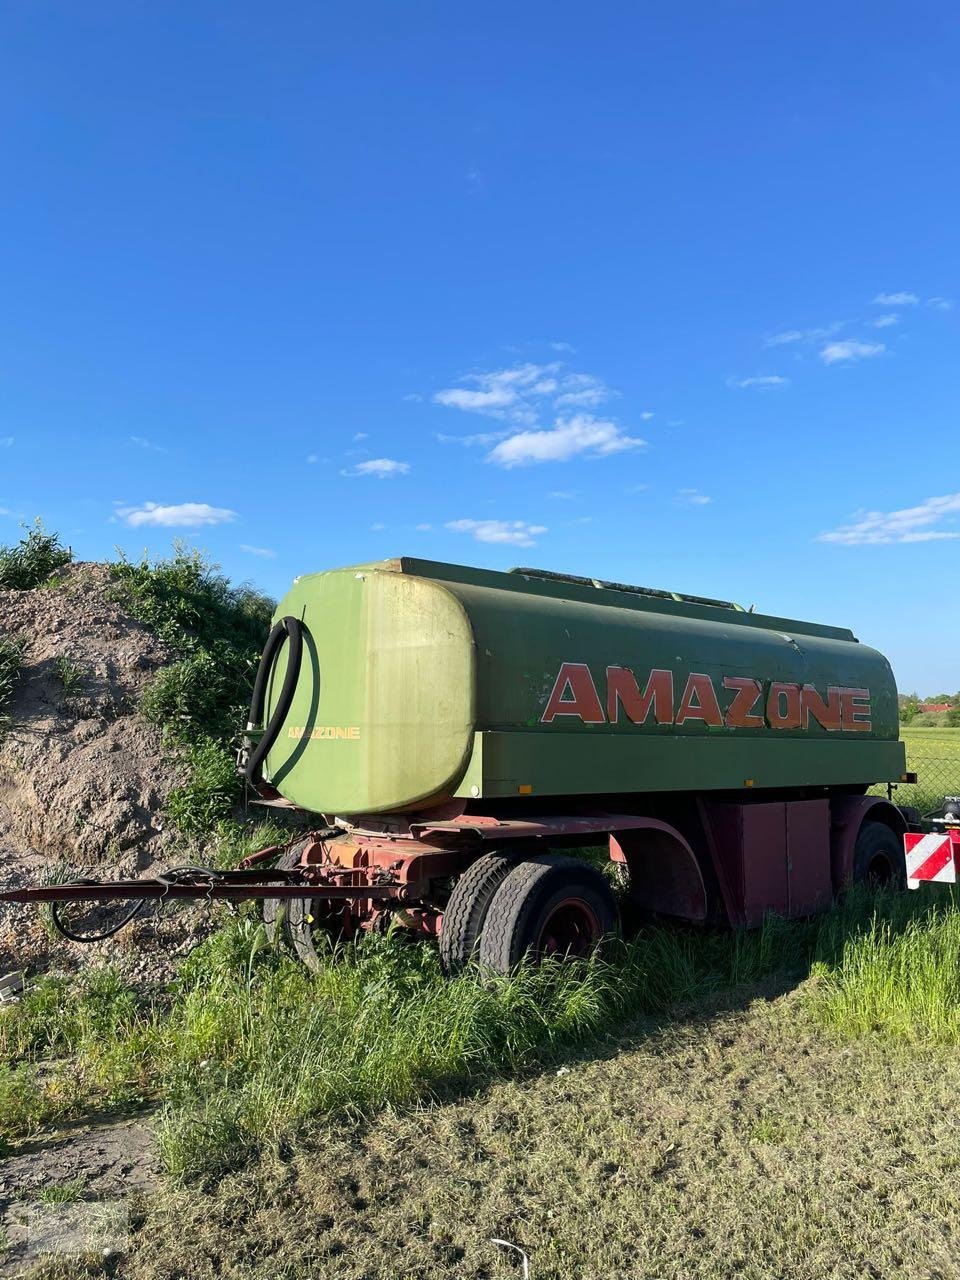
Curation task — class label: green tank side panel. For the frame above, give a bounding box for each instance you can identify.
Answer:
[262,568,475,815]
[424,576,906,797]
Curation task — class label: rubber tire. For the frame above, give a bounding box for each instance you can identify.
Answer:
[852,820,907,890]
[438,851,518,974]
[478,855,619,977]
[262,838,330,971]
[262,839,309,945]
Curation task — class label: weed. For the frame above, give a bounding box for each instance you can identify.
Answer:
[164,736,243,838]
[54,655,85,698]
[0,634,26,740]
[34,1179,86,1206]
[0,520,73,590]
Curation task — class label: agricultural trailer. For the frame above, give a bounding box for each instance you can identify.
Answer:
[1,559,921,975]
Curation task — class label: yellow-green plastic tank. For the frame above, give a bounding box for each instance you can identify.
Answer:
[261,558,906,816]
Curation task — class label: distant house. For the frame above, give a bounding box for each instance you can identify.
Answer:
[920,703,953,714]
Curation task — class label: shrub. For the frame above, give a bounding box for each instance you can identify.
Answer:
[111,544,274,838]
[164,737,243,839]
[0,520,73,589]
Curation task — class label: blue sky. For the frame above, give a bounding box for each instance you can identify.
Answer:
[0,3,957,692]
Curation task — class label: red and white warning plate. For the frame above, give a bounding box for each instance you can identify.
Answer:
[904,830,960,889]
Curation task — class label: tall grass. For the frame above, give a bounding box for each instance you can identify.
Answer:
[0,634,25,738]
[4,882,958,1181]
[0,519,73,589]
[808,889,960,1043]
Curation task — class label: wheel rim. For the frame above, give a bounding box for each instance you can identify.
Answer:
[536,896,602,958]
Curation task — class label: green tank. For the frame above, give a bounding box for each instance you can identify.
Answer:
[259,558,906,816]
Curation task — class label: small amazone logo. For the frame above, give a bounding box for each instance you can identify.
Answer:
[541,663,872,733]
[288,725,361,740]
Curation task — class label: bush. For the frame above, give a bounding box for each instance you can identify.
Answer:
[111,544,274,838]
[0,520,73,589]
[141,647,239,743]
[164,737,243,839]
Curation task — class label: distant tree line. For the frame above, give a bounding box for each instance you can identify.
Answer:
[899,691,960,727]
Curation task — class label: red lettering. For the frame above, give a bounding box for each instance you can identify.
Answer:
[801,684,843,731]
[841,687,872,733]
[607,667,674,725]
[675,673,723,727]
[722,677,764,728]
[767,682,802,730]
[541,663,605,724]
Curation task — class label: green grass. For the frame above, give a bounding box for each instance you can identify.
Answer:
[54,654,85,698]
[0,519,73,589]
[874,724,960,814]
[807,893,960,1042]
[0,633,26,741]
[109,543,274,840]
[3,876,957,1184]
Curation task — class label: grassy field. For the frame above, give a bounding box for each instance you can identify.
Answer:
[877,724,960,813]
[10,887,960,1280]
[8,885,960,1277]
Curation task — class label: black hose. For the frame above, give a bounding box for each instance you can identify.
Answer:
[243,615,304,786]
[50,884,146,943]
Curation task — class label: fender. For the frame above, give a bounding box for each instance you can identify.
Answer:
[829,794,908,892]
[609,819,708,923]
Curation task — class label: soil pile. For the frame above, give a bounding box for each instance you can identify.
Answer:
[0,563,183,870]
[0,563,192,975]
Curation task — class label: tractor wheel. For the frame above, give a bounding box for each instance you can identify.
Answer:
[852,821,907,889]
[438,851,518,974]
[477,855,619,977]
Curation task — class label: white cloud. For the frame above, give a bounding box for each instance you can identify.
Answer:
[872,314,899,328]
[553,373,617,409]
[116,502,237,528]
[765,322,843,347]
[434,361,622,427]
[445,518,547,547]
[819,340,885,365]
[435,386,520,414]
[0,437,13,447]
[354,432,368,441]
[548,490,576,500]
[240,544,277,559]
[488,414,645,467]
[415,522,432,531]
[678,488,711,506]
[370,522,386,531]
[341,458,410,478]
[727,375,790,390]
[436,429,509,447]
[928,297,954,311]
[871,292,919,306]
[639,411,655,421]
[818,493,960,545]
[549,341,576,353]
[128,435,163,451]
[0,506,11,516]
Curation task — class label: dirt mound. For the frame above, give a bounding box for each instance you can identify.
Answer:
[0,563,184,872]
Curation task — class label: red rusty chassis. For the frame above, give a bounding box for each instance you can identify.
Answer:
[0,796,911,943]
[0,811,655,938]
